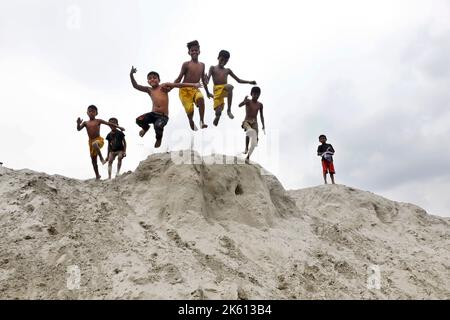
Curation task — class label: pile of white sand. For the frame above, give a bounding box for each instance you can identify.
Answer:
[0,151,448,299]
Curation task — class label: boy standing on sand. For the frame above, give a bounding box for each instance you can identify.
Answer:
[317,134,336,184]
[130,66,202,147]
[207,50,256,126]
[174,40,211,131]
[76,105,124,180]
[106,117,127,179]
[238,87,265,164]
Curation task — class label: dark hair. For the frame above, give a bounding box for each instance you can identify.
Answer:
[218,50,230,59]
[319,134,327,139]
[109,117,118,124]
[147,71,160,81]
[187,40,200,50]
[87,105,98,112]
[251,86,261,95]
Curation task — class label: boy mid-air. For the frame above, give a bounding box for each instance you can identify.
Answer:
[130,66,202,147]
[76,105,124,180]
[174,40,211,131]
[317,134,336,184]
[238,86,265,164]
[106,117,126,179]
[207,50,256,126]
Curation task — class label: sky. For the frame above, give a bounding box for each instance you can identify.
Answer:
[1,0,450,217]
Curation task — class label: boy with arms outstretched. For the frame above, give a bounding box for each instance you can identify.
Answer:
[130,66,202,147]
[238,87,265,163]
[76,105,124,180]
[106,117,127,179]
[207,50,256,126]
[174,40,211,131]
[317,134,336,184]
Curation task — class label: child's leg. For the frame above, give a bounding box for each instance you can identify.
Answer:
[92,141,106,165]
[136,113,152,137]
[196,97,208,129]
[246,128,258,163]
[243,136,249,153]
[323,172,328,184]
[213,105,223,126]
[154,117,168,148]
[107,152,115,179]
[330,173,335,184]
[225,84,234,119]
[187,112,198,131]
[91,156,101,180]
[116,152,123,177]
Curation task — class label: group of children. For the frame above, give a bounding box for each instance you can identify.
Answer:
[77,39,336,184]
[77,40,265,179]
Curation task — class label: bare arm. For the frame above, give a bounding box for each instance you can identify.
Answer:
[162,82,202,90]
[260,104,265,130]
[130,66,151,93]
[229,69,257,85]
[174,62,188,83]
[99,119,125,131]
[201,63,211,97]
[76,118,85,131]
[238,96,249,107]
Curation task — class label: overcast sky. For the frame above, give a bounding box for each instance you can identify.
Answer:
[1,0,449,217]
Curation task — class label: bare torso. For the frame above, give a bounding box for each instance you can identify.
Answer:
[85,119,102,139]
[211,66,230,85]
[245,100,263,121]
[149,86,169,116]
[182,61,205,83]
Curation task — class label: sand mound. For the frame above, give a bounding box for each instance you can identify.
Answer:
[0,151,449,299]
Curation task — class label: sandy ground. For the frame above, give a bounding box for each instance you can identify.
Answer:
[0,151,449,299]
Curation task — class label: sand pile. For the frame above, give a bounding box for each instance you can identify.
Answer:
[0,151,448,299]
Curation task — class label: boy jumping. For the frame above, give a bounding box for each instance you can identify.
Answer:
[130,66,202,147]
[174,40,211,131]
[238,87,265,164]
[207,50,256,126]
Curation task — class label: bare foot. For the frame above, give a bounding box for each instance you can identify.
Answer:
[189,119,198,131]
[227,110,234,119]
[200,121,208,129]
[213,116,220,126]
[96,175,101,180]
[154,138,162,148]
[245,157,250,164]
[243,149,248,154]
[101,159,107,165]
[139,129,148,137]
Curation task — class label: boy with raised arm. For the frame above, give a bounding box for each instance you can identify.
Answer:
[76,105,124,180]
[238,87,265,163]
[207,50,256,126]
[130,66,202,147]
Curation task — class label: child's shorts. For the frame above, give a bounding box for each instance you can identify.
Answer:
[322,160,335,174]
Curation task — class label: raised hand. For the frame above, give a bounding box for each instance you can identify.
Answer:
[130,66,137,74]
[77,117,83,125]
[249,81,257,85]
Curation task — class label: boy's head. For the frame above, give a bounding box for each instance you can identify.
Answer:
[187,40,200,59]
[218,50,230,67]
[250,86,261,100]
[87,105,98,119]
[319,134,327,143]
[109,117,118,130]
[147,71,160,87]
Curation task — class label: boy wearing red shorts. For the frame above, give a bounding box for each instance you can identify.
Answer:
[317,134,336,184]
